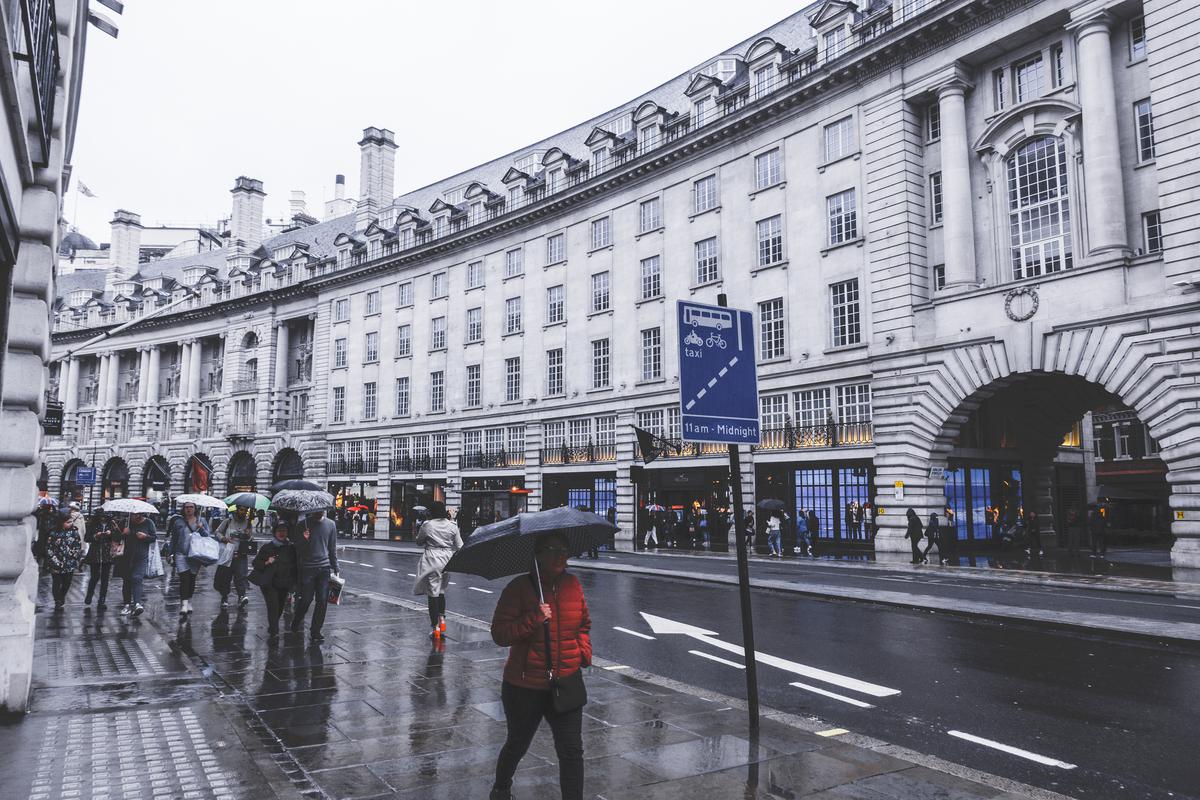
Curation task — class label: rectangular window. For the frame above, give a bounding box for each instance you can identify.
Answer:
[465,364,481,407]
[394,377,410,417]
[837,383,873,423]
[827,188,858,245]
[636,409,665,438]
[1014,54,1045,103]
[795,387,831,429]
[545,285,565,324]
[929,172,944,224]
[398,282,413,307]
[546,233,565,264]
[756,216,784,266]
[831,279,862,347]
[753,65,774,97]
[592,339,610,389]
[754,147,782,189]
[543,421,566,449]
[505,357,521,402]
[592,147,609,172]
[505,297,523,334]
[431,271,448,298]
[362,381,377,420]
[1135,98,1156,162]
[926,103,941,142]
[824,27,847,60]
[429,371,444,413]
[508,185,522,207]
[505,248,524,278]
[430,316,446,350]
[548,168,563,193]
[334,298,349,322]
[365,290,380,315]
[396,324,411,357]
[466,307,483,343]
[546,348,564,396]
[694,237,719,284]
[823,117,855,162]
[759,298,785,360]
[466,261,484,289]
[364,331,379,363]
[1050,43,1065,87]
[333,337,347,369]
[933,264,946,291]
[641,327,662,381]
[591,271,610,313]
[693,175,717,214]
[1143,211,1163,253]
[760,394,789,431]
[693,96,711,125]
[639,197,662,233]
[640,255,662,300]
[332,386,345,423]
[993,68,1007,111]
[1130,15,1147,60]
[591,217,611,250]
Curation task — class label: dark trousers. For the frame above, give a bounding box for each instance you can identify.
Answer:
[922,535,938,558]
[292,568,331,634]
[427,594,445,628]
[122,563,147,605]
[493,681,584,800]
[260,586,289,635]
[51,572,74,606]
[179,570,198,600]
[214,557,249,599]
[85,562,111,604]
[1091,529,1107,555]
[908,536,923,564]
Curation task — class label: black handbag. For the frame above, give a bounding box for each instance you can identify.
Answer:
[248,564,274,588]
[550,668,587,713]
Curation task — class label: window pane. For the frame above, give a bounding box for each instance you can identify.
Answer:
[824,117,854,162]
[759,298,785,359]
[827,189,858,245]
[830,280,861,347]
[756,216,783,266]
[1006,137,1073,279]
[694,237,719,284]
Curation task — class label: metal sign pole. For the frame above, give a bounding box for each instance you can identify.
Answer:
[717,293,759,733]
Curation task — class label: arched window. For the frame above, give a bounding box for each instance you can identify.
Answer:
[1007,136,1072,280]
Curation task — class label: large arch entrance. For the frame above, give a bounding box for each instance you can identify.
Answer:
[142,456,171,504]
[60,459,86,504]
[227,451,258,494]
[183,453,213,494]
[101,457,130,501]
[272,448,304,486]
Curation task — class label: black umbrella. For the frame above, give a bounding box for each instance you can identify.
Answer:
[270,489,334,513]
[756,499,787,513]
[445,506,617,581]
[272,479,323,492]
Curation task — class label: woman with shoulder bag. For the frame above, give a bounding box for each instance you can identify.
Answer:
[251,520,297,639]
[214,507,255,610]
[83,510,116,610]
[489,532,591,800]
[168,501,216,617]
[47,512,84,611]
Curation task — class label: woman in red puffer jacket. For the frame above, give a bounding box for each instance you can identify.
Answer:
[489,532,591,800]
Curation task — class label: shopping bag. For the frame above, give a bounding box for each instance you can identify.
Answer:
[188,532,220,566]
[217,541,237,567]
[146,540,164,578]
[328,572,346,605]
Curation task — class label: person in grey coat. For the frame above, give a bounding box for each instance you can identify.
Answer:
[290,509,340,642]
[167,501,215,617]
[412,502,462,639]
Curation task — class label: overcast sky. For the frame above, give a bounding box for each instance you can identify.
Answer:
[69,0,804,241]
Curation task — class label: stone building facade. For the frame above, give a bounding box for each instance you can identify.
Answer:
[42,0,1200,568]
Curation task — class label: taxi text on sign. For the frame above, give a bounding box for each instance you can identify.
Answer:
[676,300,760,445]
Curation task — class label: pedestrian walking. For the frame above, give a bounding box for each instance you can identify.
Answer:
[1088,504,1108,557]
[46,512,83,611]
[83,510,116,609]
[742,510,755,551]
[290,509,340,642]
[490,532,591,800]
[864,500,876,540]
[805,510,819,556]
[1024,509,1044,557]
[117,510,157,617]
[796,510,813,556]
[413,501,463,639]
[214,507,255,610]
[642,513,658,549]
[766,513,782,557]
[354,507,369,539]
[921,512,940,563]
[905,508,923,564]
[250,520,298,639]
[66,501,88,563]
[941,506,958,565]
[167,501,215,617]
[852,500,864,539]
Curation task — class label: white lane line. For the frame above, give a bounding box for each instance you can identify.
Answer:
[449,582,457,585]
[406,573,416,577]
[816,728,849,738]
[468,586,493,594]
[701,637,900,697]
[790,681,874,708]
[947,731,1076,769]
[603,665,631,671]
[382,567,398,573]
[689,650,744,669]
[340,560,356,564]
[613,626,656,640]
[359,563,373,568]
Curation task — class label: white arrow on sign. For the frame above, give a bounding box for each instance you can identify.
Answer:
[639,612,901,698]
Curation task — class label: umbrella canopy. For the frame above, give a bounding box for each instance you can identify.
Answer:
[36,496,59,507]
[272,479,323,492]
[756,499,787,512]
[224,492,272,511]
[446,506,617,581]
[102,498,159,515]
[175,493,227,510]
[347,504,369,513]
[411,505,428,513]
[644,504,667,512]
[271,489,335,513]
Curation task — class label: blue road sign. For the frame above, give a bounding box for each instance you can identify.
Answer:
[677,300,760,445]
[75,467,96,486]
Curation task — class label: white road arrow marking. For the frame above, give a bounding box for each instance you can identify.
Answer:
[948,731,1076,769]
[613,626,656,640]
[789,681,874,708]
[639,612,900,698]
[689,650,744,669]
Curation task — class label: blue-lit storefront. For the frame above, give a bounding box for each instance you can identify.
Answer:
[943,462,1023,544]
[756,460,875,545]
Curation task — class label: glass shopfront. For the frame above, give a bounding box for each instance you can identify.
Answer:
[637,467,731,551]
[460,477,528,532]
[544,473,617,516]
[101,458,130,501]
[943,462,1023,543]
[389,479,446,541]
[328,480,377,538]
[755,460,875,547]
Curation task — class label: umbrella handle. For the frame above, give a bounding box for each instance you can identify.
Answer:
[532,556,553,680]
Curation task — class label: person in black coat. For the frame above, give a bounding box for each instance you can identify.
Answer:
[921,512,940,564]
[905,508,923,564]
[252,520,299,638]
[83,510,116,609]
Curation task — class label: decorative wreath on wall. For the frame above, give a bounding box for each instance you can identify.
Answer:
[1004,286,1039,321]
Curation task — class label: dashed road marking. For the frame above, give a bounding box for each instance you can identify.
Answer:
[340,560,356,564]
[790,681,874,708]
[603,665,631,671]
[613,626,656,640]
[468,587,493,594]
[947,730,1076,769]
[382,567,398,573]
[689,650,744,669]
[817,728,850,737]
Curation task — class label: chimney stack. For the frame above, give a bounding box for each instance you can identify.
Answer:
[106,209,143,291]
[356,127,397,231]
[289,190,307,220]
[335,174,345,200]
[230,176,266,250]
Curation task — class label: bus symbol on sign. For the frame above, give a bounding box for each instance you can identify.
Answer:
[683,306,733,331]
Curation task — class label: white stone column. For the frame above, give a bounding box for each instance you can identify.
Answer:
[55,361,68,403]
[188,341,203,402]
[1071,11,1129,255]
[179,341,193,403]
[135,348,150,435]
[64,358,79,413]
[937,80,978,289]
[145,346,161,437]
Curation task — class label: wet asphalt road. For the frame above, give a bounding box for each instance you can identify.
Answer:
[336,546,1200,800]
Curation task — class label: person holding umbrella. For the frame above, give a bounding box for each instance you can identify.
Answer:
[83,508,116,609]
[167,500,217,617]
[118,509,158,617]
[215,505,256,610]
[251,520,298,639]
[412,501,462,639]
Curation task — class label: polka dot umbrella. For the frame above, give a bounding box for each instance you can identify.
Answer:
[445,506,618,581]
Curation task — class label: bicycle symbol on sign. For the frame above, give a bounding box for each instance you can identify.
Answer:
[705,333,727,349]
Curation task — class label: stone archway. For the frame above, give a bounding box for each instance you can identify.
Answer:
[100,457,130,501]
[870,321,1200,568]
[226,451,259,494]
[59,458,86,504]
[142,455,172,501]
[272,447,304,486]
[183,453,214,494]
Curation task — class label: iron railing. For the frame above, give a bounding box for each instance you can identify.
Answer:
[756,422,874,450]
[389,455,447,473]
[16,0,59,168]
[462,449,525,469]
[327,458,379,475]
[541,443,618,465]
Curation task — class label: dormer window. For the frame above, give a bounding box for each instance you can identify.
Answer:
[69,289,91,307]
[699,58,737,84]
[444,187,465,205]
[591,147,609,172]
[752,65,775,97]
[399,228,414,249]
[508,186,522,206]
[824,28,847,61]
[548,168,563,193]
[605,115,632,137]
[183,267,206,285]
[433,216,448,237]
[514,153,542,175]
[694,97,712,125]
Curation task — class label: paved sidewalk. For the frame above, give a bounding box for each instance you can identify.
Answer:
[0,568,1070,799]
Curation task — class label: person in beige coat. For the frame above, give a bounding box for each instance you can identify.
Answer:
[412,501,462,638]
